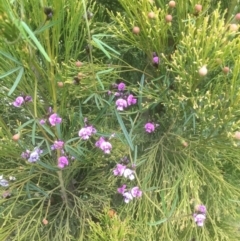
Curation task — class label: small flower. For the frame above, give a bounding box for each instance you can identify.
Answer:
[100,140,112,154]
[21,150,31,159]
[127,94,137,106]
[113,164,126,176]
[78,126,96,140]
[13,96,24,107]
[9,176,16,181]
[95,137,105,148]
[49,113,62,126]
[28,150,40,163]
[193,213,206,227]
[123,168,135,180]
[39,119,46,125]
[58,156,69,169]
[195,204,207,214]
[0,175,9,187]
[152,56,159,66]
[116,98,128,111]
[51,140,65,150]
[144,122,155,133]
[131,186,142,198]
[114,92,121,97]
[117,184,127,194]
[123,191,133,203]
[24,96,32,102]
[118,82,126,91]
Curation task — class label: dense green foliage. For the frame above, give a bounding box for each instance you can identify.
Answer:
[1,0,240,240]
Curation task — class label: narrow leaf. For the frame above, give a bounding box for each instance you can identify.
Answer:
[8,67,24,96]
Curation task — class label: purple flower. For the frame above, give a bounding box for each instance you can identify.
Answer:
[96,137,112,154]
[193,213,206,227]
[58,156,69,169]
[100,141,112,154]
[116,98,128,111]
[127,94,137,106]
[49,113,62,126]
[117,184,127,194]
[78,126,96,140]
[195,204,207,214]
[28,148,42,163]
[118,82,126,91]
[13,96,24,107]
[131,186,142,198]
[144,123,155,133]
[39,119,46,125]
[95,137,105,148]
[113,164,126,176]
[0,176,9,187]
[24,96,32,102]
[123,192,133,203]
[51,140,64,150]
[123,168,135,180]
[114,92,121,97]
[152,56,159,65]
[21,150,31,159]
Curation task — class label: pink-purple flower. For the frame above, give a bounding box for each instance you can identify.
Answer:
[21,148,42,163]
[58,156,69,169]
[118,82,126,91]
[95,137,112,154]
[193,213,206,227]
[127,94,137,106]
[123,168,135,180]
[49,113,62,126]
[131,186,142,198]
[51,140,65,150]
[144,122,155,133]
[123,191,133,203]
[117,184,127,194]
[116,98,128,111]
[39,119,46,125]
[78,125,96,140]
[113,164,126,176]
[195,204,207,214]
[13,96,24,107]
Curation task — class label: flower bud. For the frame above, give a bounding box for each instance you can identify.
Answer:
[12,133,20,141]
[198,66,208,76]
[132,26,140,34]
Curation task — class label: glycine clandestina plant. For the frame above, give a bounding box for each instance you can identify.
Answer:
[1,0,240,241]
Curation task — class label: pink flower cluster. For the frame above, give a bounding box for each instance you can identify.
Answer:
[113,158,142,203]
[58,156,69,169]
[144,122,159,133]
[113,163,135,180]
[78,125,97,140]
[21,148,43,163]
[13,95,32,107]
[108,82,137,111]
[193,204,207,227]
[51,140,65,150]
[117,185,142,203]
[95,137,112,154]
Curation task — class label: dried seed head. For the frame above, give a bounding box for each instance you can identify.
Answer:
[235,13,240,21]
[57,82,64,87]
[76,61,83,67]
[42,218,48,225]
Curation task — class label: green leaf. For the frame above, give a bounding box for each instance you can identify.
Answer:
[0,51,21,64]
[8,67,24,96]
[114,110,134,150]
[0,66,21,79]
[17,119,35,131]
[21,21,51,62]
[31,121,36,145]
